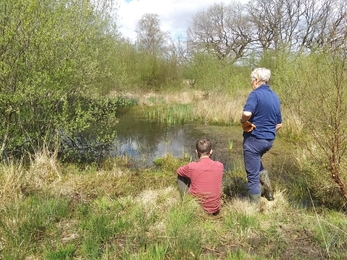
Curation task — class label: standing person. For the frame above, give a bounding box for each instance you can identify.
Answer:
[240,68,282,204]
[176,138,224,215]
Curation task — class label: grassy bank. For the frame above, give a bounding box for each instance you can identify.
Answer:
[1,146,347,259]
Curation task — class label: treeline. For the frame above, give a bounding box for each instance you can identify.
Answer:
[127,0,347,90]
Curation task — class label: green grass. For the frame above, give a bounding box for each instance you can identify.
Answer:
[0,154,347,260]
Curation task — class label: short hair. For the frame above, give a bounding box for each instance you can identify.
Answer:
[251,68,271,83]
[196,138,212,155]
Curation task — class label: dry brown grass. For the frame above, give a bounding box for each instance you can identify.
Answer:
[223,189,289,216]
[27,146,61,188]
[0,162,24,204]
[194,91,247,124]
[0,147,64,205]
[116,89,251,124]
[282,108,304,135]
[0,148,137,206]
[114,90,207,106]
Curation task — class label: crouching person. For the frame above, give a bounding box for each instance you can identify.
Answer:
[176,138,224,215]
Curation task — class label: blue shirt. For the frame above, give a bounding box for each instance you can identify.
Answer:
[243,84,282,140]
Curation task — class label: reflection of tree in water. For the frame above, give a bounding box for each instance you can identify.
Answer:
[112,109,244,169]
[112,115,194,167]
[60,108,244,168]
[60,130,115,164]
[113,114,171,155]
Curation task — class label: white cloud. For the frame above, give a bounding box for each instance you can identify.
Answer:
[117,0,249,42]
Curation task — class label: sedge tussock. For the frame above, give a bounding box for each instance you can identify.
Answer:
[0,163,24,203]
[53,173,128,199]
[224,197,259,216]
[26,147,61,190]
[260,190,289,214]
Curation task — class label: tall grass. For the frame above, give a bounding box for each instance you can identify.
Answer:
[147,104,194,124]
[0,151,347,259]
[131,89,249,126]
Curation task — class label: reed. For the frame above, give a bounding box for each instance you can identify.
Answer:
[147,104,194,125]
[143,89,249,126]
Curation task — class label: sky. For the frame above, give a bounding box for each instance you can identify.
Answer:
[117,0,249,42]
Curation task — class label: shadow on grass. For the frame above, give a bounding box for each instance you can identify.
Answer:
[223,176,249,200]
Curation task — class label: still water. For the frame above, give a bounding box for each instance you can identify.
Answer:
[110,108,243,170]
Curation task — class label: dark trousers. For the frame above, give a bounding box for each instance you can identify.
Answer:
[177,175,190,197]
[243,135,273,195]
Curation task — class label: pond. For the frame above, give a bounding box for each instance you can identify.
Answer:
[61,106,286,174]
[109,108,245,170]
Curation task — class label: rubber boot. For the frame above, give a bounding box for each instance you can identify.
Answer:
[260,170,274,201]
[249,193,261,204]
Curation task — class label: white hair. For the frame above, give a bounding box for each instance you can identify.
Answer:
[251,68,271,83]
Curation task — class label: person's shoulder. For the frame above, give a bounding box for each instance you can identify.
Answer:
[186,160,199,168]
[179,160,196,167]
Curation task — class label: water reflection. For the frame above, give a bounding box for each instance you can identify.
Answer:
[111,125,197,168]
[110,108,243,169]
[59,107,243,170]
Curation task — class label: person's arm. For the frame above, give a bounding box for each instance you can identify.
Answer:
[240,111,252,124]
[276,123,282,131]
[176,163,190,177]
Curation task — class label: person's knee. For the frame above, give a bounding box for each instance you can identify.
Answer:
[177,176,190,194]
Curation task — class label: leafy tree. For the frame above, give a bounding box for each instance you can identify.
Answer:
[133,13,181,90]
[0,0,121,160]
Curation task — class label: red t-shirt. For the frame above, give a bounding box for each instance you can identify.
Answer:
[176,157,224,214]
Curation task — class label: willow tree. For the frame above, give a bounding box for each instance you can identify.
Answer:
[0,0,120,160]
[275,48,347,210]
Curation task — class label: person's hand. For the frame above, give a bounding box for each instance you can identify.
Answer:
[242,121,256,132]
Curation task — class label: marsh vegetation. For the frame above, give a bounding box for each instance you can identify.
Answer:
[1,0,347,259]
[1,90,347,259]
